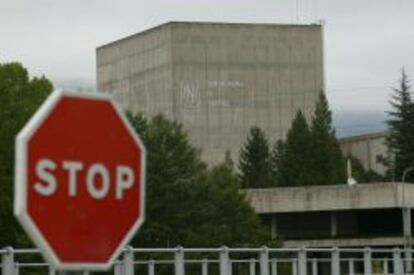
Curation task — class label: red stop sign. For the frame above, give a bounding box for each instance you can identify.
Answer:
[14,90,146,270]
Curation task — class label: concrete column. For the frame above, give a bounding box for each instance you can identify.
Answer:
[403,208,412,240]
[271,215,277,240]
[403,208,412,272]
[330,212,337,238]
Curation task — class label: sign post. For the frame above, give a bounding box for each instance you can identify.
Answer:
[14,90,146,271]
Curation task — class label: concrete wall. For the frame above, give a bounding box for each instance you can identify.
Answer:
[246,182,414,213]
[339,131,389,175]
[97,22,324,165]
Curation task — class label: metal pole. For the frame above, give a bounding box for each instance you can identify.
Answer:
[202,258,208,275]
[348,258,355,275]
[383,258,389,275]
[393,248,403,275]
[364,247,372,275]
[259,247,269,275]
[331,248,340,275]
[56,272,89,275]
[114,260,123,275]
[292,259,298,275]
[123,246,134,275]
[2,247,15,275]
[297,248,307,275]
[271,258,277,275]
[402,167,414,183]
[175,246,185,275]
[249,258,256,275]
[311,258,317,275]
[148,259,155,275]
[219,246,229,275]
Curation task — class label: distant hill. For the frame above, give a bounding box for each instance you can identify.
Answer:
[333,109,388,138]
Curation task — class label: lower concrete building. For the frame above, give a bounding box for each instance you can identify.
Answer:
[246,182,413,248]
[339,131,389,175]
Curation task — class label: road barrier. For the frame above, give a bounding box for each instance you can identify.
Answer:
[0,246,412,275]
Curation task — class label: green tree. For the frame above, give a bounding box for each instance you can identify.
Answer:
[128,113,269,247]
[310,92,346,185]
[238,127,273,188]
[277,111,313,186]
[0,62,53,247]
[386,69,414,182]
[270,140,285,186]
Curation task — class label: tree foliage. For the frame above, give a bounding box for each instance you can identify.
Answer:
[0,62,53,247]
[128,114,269,247]
[386,69,414,182]
[276,111,313,186]
[238,127,273,188]
[309,92,346,185]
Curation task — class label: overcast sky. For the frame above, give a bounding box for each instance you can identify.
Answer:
[1,0,414,135]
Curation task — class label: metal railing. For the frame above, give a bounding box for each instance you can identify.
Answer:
[1,246,413,275]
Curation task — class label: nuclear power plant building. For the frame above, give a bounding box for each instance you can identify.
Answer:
[96,22,324,165]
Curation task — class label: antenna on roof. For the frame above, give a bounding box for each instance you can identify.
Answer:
[347,158,357,186]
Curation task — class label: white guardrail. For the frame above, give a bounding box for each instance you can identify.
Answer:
[0,246,413,275]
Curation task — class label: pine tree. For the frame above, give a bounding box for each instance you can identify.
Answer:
[277,111,313,186]
[310,92,346,184]
[238,126,273,188]
[386,69,414,182]
[270,140,285,186]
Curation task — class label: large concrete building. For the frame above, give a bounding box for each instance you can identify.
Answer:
[97,21,324,165]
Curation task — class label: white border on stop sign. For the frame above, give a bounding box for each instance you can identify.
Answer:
[14,89,146,271]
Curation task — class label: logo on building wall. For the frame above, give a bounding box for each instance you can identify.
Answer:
[180,81,200,108]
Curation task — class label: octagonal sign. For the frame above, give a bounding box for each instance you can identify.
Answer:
[14,90,146,270]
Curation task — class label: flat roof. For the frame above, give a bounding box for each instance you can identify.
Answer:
[338,131,389,144]
[97,21,322,50]
[246,182,414,213]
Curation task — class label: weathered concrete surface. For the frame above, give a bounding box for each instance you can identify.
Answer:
[283,236,405,248]
[97,21,324,165]
[339,131,389,175]
[245,182,414,213]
